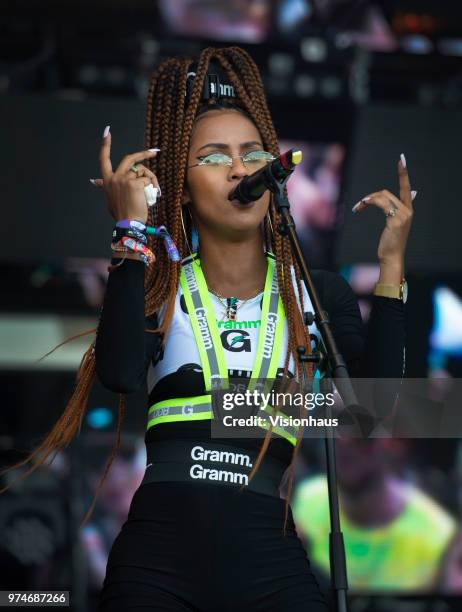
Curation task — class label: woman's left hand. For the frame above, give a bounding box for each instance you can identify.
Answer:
[352,154,416,265]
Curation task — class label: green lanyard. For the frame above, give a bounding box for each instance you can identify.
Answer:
[179,253,285,393]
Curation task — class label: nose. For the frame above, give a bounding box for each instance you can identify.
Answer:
[228,156,248,181]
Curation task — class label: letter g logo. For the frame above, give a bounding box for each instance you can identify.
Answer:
[182,404,193,415]
[221,330,251,352]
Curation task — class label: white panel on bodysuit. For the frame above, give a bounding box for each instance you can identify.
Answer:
[147,265,321,395]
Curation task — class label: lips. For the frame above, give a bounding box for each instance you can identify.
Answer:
[229,198,255,208]
[231,200,255,210]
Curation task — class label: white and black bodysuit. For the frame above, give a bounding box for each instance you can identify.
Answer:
[95,257,405,611]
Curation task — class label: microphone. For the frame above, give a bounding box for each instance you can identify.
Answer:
[228,148,302,204]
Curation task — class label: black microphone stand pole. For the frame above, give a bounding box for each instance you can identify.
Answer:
[266,169,362,612]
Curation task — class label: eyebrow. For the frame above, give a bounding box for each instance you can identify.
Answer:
[196,141,263,153]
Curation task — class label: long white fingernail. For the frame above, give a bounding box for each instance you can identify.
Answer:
[148,148,160,153]
[400,153,406,168]
[90,179,98,186]
[103,125,111,138]
[411,190,417,200]
[352,196,370,213]
[157,185,162,197]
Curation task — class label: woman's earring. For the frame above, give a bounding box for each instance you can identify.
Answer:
[185,205,199,252]
[266,211,275,237]
[266,211,275,250]
[181,204,199,258]
[180,205,193,258]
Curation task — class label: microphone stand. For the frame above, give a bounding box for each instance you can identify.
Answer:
[265,167,367,612]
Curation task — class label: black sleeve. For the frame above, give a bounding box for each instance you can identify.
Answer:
[311,270,405,378]
[311,270,365,376]
[363,295,406,378]
[95,259,163,394]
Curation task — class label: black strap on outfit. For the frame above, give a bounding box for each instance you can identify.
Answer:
[141,440,287,498]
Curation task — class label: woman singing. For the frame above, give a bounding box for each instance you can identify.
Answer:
[3,46,414,611]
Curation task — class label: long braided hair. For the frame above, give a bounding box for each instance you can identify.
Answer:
[0,47,314,531]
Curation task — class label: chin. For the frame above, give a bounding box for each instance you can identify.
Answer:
[199,200,267,236]
[228,199,267,220]
[225,213,264,233]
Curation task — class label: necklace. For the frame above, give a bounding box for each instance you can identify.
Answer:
[208,287,263,321]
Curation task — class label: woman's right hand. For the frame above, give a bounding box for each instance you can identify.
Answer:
[91,126,160,224]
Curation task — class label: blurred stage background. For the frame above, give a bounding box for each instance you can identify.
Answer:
[1,1,462,610]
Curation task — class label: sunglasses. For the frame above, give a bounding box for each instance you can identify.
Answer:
[188,150,276,169]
